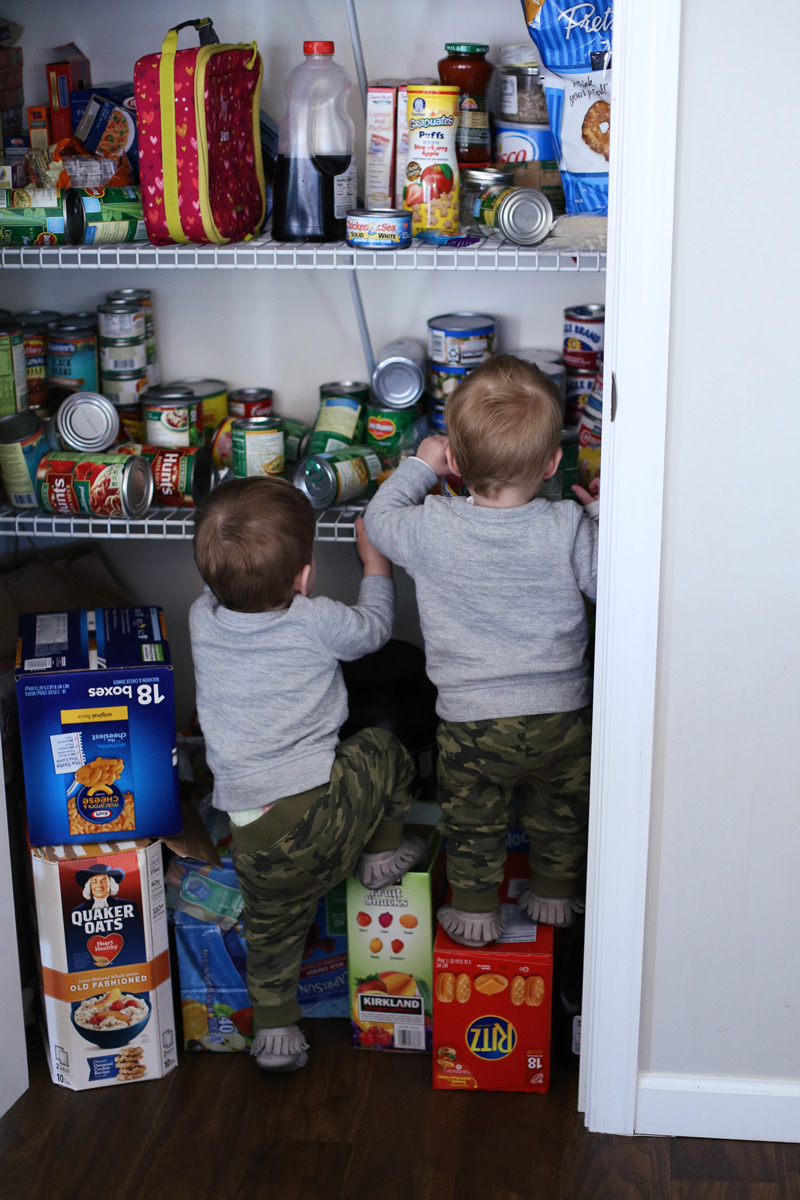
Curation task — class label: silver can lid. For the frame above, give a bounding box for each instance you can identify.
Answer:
[56,392,121,452]
[565,304,606,321]
[427,313,496,335]
[121,455,155,517]
[371,355,425,409]
[495,189,553,246]
[142,385,195,402]
[229,388,273,403]
[231,416,284,433]
[107,289,151,303]
[0,409,42,444]
[293,455,337,510]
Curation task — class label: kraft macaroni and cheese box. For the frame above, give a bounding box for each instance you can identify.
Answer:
[347,831,443,1052]
[16,606,181,846]
[432,854,553,1092]
[173,876,350,1050]
[30,838,178,1090]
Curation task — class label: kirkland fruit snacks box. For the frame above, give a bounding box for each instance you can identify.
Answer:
[16,606,181,846]
[171,863,349,1051]
[432,854,554,1092]
[347,831,443,1052]
[30,838,177,1090]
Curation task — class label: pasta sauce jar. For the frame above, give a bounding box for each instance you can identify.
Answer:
[437,44,494,165]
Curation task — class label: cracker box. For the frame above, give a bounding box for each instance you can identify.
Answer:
[432,855,553,1092]
[347,832,442,1052]
[30,838,178,1090]
[15,606,181,847]
[173,877,349,1051]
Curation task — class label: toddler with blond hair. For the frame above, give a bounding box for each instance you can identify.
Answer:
[365,354,599,948]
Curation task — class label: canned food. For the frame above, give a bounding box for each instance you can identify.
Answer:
[306,383,369,456]
[493,119,557,168]
[35,451,153,517]
[427,401,447,434]
[564,369,596,426]
[17,310,61,327]
[282,417,313,466]
[64,186,147,245]
[365,405,419,465]
[111,400,144,443]
[507,345,562,365]
[345,208,412,249]
[294,446,381,509]
[459,167,514,235]
[210,416,234,470]
[173,378,228,441]
[59,312,98,327]
[0,409,49,508]
[404,84,460,235]
[106,288,158,385]
[143,392,203,448]
[46,323,98,405]
[97,302,146,341]
[563,304,605,372]
[426,360,471,402]
[473,185,553,245]
[228,387,273,420]
[20,324,48,413]
[54,391,121,452]
[101,368,149,406]
[115,443,212,508]
[576,393,602,489]
[231,417,285,478]
[427,313,496,366]
[0,187,68,245]
[371,338,426,409]
[539,427,579,502]
[100,335,147,374]
[0,320,29,415]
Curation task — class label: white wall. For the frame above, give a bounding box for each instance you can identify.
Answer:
[0,0,605,727]
[638,0,800,1098]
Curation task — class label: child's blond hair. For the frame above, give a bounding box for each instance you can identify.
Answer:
[194,476,316,612]
[444,354,563,498]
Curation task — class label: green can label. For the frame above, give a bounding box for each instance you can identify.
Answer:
[326,448,381,503]
[365,406,418,462]
[307,396,366,456]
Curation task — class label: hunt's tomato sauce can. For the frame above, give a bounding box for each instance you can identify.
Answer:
[115,443,212,508]
[35,451,153,517]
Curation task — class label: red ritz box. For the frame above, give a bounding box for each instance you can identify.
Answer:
[432,856,553,1092]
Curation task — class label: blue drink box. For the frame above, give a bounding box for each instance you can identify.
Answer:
[16,606,181,847]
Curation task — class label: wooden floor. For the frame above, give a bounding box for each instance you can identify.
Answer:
[2,1022,799,1200]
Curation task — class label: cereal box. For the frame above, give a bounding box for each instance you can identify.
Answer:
[30,838,177,1090]
[171,872,349,1051]
[347,831,443,1051]
[432,855,553,1092]
[15,606,181,847]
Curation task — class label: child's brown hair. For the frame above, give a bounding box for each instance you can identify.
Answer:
[444,354,563,498]
[193,476,316,612]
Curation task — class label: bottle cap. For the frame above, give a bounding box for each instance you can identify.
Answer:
[304,40,334,55]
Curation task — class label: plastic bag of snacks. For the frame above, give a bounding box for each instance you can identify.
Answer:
[519,0,612,215]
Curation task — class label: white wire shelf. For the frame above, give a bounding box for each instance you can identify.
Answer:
[0,232,606,273]
[0,504,363,542]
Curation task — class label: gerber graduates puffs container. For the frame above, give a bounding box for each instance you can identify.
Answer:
[347,831,442,1051]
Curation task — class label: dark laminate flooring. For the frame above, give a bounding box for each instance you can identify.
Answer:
[1,1021,798,1200]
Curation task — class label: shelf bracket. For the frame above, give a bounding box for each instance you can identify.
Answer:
[346,268,375,378]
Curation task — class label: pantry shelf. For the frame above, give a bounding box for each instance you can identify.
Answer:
[0,233,606,273]
[0,504,363,543]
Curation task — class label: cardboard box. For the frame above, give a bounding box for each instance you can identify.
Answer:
[15,606,181,846]
[27,105,51,149]
[0,157,26,188]
[347,831,442,1051]
[432,855,553,1092]
[365,86,398,210]
[46,44,91,141]
[172,874,349,1051]
[30,838,178,1090]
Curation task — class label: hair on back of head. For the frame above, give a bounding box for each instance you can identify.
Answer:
[444,354,564,497]
[193,476,316,612]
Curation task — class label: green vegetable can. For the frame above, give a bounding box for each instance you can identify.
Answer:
[306,381,369,456]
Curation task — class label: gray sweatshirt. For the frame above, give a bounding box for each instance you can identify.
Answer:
[364,456,599,722]
[189,576,395,810]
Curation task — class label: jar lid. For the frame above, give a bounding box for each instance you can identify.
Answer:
[462,167,514,187]
[445,43,489,55]
[304,40,334,55]
[503,63,541,76]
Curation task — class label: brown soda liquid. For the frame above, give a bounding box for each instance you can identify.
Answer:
[272,154,351,242]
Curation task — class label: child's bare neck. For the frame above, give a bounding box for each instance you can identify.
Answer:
[469,483,537,509]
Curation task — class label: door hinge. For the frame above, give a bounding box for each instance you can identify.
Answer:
[610,371,618,422]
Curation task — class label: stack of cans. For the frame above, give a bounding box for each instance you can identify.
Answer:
[563,304,604,425]
[106,288,159,388]
[367,339,426,466]
[426,312,496,433]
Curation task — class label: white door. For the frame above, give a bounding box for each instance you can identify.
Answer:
[0,772,29,1116]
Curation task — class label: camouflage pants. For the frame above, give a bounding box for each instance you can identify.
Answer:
[436,707,592,913]
[230,727,415,1030]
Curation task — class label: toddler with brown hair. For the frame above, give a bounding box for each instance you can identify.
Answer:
[365,354,599,948]
[189,476,423,1069]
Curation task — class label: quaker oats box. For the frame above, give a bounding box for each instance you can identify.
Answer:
[432,853,553,1093]
[16,606,181,846]
[30,838,178,1090]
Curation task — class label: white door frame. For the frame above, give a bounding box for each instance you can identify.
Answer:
[0,770,28,1117]
[579,0,684,1133]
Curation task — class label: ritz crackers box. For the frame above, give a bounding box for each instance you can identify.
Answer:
[16,607,181,847]
[433,856,554,1092]
[30,839,177,1090]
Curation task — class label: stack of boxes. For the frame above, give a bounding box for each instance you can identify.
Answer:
[16,605,182,1091]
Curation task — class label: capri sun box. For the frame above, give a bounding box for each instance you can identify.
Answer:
[347,830,443,1052]
[16,606,181,846]
[432,854,554,1092]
